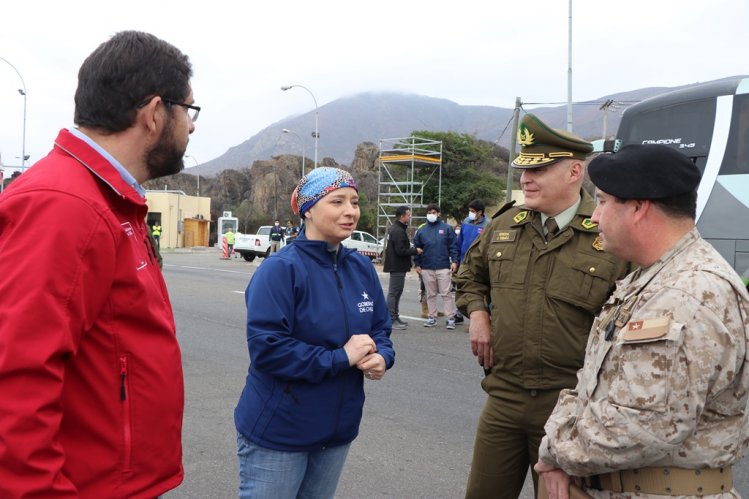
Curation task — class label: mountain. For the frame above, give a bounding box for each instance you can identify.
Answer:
[192,77,743,176]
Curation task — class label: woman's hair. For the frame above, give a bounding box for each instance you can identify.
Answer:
[74,31,193,133]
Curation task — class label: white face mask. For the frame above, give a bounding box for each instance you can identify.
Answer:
[467,212,477,221]
[275,222,280,226]
[426,214,438,223]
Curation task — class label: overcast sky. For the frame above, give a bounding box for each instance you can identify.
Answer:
[1,0,748,174]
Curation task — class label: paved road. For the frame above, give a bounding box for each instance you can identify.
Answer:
[162,249,749,498]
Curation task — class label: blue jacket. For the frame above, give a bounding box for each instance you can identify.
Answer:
[234,231,395,452]
[413,219,458,270]
[457,215,489,263]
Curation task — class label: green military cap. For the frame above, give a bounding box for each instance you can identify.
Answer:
[512,113,594,169]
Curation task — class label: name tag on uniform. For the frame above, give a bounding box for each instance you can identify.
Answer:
[622,316,670,342]
[491,230,517,243]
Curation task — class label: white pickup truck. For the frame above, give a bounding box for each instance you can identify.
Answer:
[234,226,285,262]
[234,227,383,262]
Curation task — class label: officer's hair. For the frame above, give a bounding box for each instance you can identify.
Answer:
[616,190,697,220]
[652,191,697,220]
[468,199,485,212]
[395,206,410,218]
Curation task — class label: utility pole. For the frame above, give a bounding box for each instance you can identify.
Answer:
[507,97,522,203]
[599,99,616,139]
[566,0,574,132]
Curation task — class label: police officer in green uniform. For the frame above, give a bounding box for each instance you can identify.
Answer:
[455,113,631,499]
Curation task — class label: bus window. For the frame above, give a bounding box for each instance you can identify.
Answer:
[618,98,716,167]
[721,94,749,175]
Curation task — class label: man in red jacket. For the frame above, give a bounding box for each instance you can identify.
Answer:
[0,31,196,498]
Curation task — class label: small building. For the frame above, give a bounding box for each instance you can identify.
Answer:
[145,190,211,249]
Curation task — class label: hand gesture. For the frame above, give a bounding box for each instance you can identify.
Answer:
[343,334,376,367]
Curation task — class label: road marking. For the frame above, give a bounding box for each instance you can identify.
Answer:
[164,264,252,275]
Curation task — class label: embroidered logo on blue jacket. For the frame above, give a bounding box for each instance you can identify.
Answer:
[357,291,374,313]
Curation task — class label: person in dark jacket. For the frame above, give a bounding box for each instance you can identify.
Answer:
[269,219,285,253]
[235,167,395,499]
[383,206,423,330]
[414,203,459,329]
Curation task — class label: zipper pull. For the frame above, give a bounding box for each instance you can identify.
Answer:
[120,356,128,401]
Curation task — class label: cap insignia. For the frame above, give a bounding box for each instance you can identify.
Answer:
[513,211,528,223]
[517,123,535,147]
[581,218,597,230]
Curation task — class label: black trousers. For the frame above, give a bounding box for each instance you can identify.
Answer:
[386,272,406,319]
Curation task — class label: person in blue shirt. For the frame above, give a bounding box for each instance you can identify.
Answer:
[234,167,395,499]
[413,203,459,329]
[457,199,489,264]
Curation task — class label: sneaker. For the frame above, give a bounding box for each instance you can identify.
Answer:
[391,321,407,330]
[454,313,464,324]
[395,318,409,327]
[424,317,437,327]
[446,319,456,330]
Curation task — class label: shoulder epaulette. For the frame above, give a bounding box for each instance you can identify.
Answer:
[491,200,516,219]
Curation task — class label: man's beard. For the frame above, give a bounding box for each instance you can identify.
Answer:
[146,118,186,180]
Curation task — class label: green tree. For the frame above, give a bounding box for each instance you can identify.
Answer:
[409,130,506,223]
[356,191,376,234]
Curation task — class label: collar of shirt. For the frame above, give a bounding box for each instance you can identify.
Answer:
[69,128,146,197]
[541,196,581,231]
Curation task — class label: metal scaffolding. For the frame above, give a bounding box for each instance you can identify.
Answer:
[377,136,442,241]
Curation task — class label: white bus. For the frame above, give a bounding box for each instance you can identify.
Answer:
[606,77,749,285]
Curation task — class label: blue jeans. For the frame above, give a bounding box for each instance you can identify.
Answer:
[237,431,351,499]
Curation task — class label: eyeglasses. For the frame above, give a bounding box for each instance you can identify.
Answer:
[162,98,201,122]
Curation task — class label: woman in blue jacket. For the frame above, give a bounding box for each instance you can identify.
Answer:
[235,167,395,499]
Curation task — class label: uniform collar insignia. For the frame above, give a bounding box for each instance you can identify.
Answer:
[592,235,604,251]
[581,218,597,230]
[513,211,528,223]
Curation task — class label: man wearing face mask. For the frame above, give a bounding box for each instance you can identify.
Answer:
[414,204,459,329]
[454,199,490,324]
[455,114,630,499]
[269,220,285,254]
[457,199,489,265]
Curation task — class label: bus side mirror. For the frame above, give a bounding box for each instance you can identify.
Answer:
[591,139,622,153]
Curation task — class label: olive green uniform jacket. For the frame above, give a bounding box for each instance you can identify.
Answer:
[455,191,631,392]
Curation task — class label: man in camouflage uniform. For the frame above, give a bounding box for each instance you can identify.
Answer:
[455,114,630,499]
[536,144,749,498]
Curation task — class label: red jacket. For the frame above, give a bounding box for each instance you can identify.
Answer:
[0,130,184,498]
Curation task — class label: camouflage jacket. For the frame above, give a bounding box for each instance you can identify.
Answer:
[454,191,630,390]
[540,229,749,497]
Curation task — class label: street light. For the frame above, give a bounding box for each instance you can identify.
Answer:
[280,84,318,169]
[185,155,199,196]
[282,128,306,178]
[0,56,28,171]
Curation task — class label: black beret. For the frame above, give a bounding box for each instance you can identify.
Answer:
[588,144,701,199]
[512,113,593,168]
